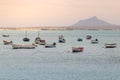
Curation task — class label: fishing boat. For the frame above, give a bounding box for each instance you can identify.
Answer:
[59,38,65,43]
[34,31,46,45]
[58,35,66,43]
[77,38,83,41]
[12,43,37,49]
[23,31,30,42]
[2,35,9,37]
[35,38,46,45]
[23,38,30,42]
[38,40,46,45]
[2,29,10,37]
[35,37,41,44]
[104,43,117,48]
[91,39,98,44]
[86,35,92,40]
[45,42,56,48]
[35,39,46,45]
[35,31,41,44]
[3,40,12,45]
[72,47,84,53]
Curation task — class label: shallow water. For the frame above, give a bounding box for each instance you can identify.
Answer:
[0,30,120,80]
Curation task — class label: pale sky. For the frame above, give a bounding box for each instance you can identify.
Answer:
[0,0,120,27]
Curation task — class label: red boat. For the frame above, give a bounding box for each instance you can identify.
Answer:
[72,47,84,53]
[86,35,92,40]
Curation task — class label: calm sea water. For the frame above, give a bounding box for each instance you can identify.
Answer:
[0,30,120,80]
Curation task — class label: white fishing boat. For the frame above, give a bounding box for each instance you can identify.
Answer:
[34,31,46,45]
[12,43,37,49]
[45,42,56,48]
[35,37,41,44]
[3,40,12,45]
[104,43,117,48]
[35,31,41,44]
[2,29,10,37]
[91,39,98,44]
[58,35,66,43]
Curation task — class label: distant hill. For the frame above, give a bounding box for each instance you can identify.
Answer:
[69,16,120,30]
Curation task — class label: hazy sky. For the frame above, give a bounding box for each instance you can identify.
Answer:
[0,0,120,27]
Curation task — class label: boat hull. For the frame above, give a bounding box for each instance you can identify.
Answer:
[3,40,12,45]
[12,44,36,49]
[23,38,30,42]
[104,43,117,48]
[59,39,65,43]
[72,47,84,53]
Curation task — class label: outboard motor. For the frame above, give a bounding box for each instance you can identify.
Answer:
[95,39,98,41]
[53,42,56,46]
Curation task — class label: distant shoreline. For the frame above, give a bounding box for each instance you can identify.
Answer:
[0,27,120,30]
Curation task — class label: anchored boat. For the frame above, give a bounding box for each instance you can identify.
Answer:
[91,39,98,44]
[34,31,46,45]
[23,31,30,42]
[104,43,117,48]
[72,47,84,53]
[12,43,37,49]
[86,35,92,40]
[3,40,12,45]
[3,35,9,37]
[77,38,83,41]
[45,42,56,48]
[58,35,66,43]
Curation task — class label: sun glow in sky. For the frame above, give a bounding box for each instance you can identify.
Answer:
[0,0,120,27]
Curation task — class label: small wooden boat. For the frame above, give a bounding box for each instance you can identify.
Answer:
[104,43,117,48]
[72,47,84,53]
[91,39,98,44]
[12,43,37,49]
[86,35,92,40]
[35,31,41,44]
[35,37,46,45]
[38,40,46,45]
[3,35,9,37]
[77,38,83,41]
[35,39,46,45]
[23,31,30,42]
[58,35,65,43]
[35,37,41,44]
[3,40,12,45]
[45,42,56,48]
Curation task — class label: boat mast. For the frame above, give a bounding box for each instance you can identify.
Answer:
[38,31,39,37]
[25,31,27,38]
